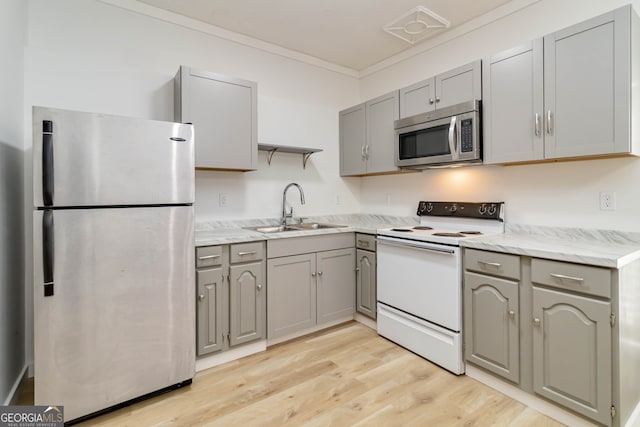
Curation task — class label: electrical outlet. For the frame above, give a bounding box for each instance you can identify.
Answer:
[599,191,616,211]
[219,193,229,207]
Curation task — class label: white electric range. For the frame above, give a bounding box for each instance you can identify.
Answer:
[376,201,505,374]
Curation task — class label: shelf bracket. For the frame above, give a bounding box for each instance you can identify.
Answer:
[302,152,313,169]
[266,148,278,166]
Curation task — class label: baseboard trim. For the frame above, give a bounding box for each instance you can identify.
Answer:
[353,313,376,330]
[195,340,267,373]
[266,316,354,346]
[466,365,597,427]
[4,364,28,406]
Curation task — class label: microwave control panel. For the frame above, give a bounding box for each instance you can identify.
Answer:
[460,119,473,153]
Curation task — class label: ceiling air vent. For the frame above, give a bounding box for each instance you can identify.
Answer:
[383,6,450,44]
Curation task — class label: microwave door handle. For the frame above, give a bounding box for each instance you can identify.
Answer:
[448,116,459,160]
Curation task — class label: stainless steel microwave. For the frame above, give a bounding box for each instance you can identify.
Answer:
[394,100,481,169]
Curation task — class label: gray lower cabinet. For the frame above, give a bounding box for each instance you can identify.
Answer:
[196,242,266,357]
[463,248,639,427]
[175,66,257,171]
[355,233,376,319]
[483,5,638,164]
[267,233,356,340]
[464,271,520,384]
[532,286,611,425]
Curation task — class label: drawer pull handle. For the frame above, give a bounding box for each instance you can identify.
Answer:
[550,273,584,283]
[478,261,501,269]
[237,250,257,256]
[357,240,369,247]
[198,254,220,260]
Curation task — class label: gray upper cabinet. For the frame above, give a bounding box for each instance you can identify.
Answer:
[543,8,630,159]
[532,287,611,425]
[175,66,258,171]
[340,91,399,176]
[399,60,481,118]
[483,6,638,164]
[483,40,544,164]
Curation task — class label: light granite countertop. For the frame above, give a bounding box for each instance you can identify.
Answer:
[460,224,640,269]
[195,216,640,269]
[195,214,418,247]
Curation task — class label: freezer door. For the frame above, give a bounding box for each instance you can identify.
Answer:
[33,206,195,421]
[33,106,194,207]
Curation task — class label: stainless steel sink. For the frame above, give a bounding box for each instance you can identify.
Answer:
[243,223,346,234]
[289,223,346,230]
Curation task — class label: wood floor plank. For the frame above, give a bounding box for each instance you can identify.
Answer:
[21,321,566,426]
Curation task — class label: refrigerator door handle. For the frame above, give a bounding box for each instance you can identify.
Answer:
[42,120,54,206]
[43,210,54,297]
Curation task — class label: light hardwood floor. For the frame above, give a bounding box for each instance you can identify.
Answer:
[21,322,565,426]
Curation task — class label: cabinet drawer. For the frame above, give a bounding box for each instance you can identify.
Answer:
[464,249,520,280]
[196,245,223,268]
[356,233,376,251]
[230,241,264,264]
[531,258,611,299]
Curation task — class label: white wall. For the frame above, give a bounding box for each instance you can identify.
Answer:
[22,0,362,368]
[0,0,27,403]
[359,0,640,232]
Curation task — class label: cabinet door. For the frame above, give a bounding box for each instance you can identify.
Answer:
[317,248,356,324]
[178,67,257,170]
[532,287,611,425]
[400,78,435,118]
[267,254,316,339]
[544,8,630,159]
[435,60,482,109]
[464,272,519,383]
[483,41,544,164]
[339,104,366,176]
[365,91,399,174]
[196,267,225,356]
[356,249,376,319]
[229,261,264,347]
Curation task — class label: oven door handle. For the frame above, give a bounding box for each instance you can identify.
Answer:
[377,237,455,255]
[448,116,459,161]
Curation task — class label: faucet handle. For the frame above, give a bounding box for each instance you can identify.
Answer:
[297,217,307,224]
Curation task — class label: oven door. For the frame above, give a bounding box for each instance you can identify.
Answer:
[376,236,461,332]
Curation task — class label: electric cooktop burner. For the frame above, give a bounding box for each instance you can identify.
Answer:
[413,226,433,230]
[432,232,466,237]
[391,228,413,232]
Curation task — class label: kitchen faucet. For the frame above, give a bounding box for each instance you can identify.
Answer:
[281,183,305,226]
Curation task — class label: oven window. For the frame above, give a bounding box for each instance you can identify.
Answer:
[398,123,451,160]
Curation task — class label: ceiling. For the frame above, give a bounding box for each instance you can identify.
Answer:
[137,0,514,71]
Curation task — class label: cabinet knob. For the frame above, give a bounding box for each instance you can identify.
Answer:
[257,284,262,290]
[311,272,316,277]
[355,268,360,273]
[508,310,516,318]
[198,294,205,301]
[533,318,541,325]
[318,271,323,276]
[436,97,440,103]
[429,98,434,105]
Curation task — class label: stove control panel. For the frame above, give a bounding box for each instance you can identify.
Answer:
[417,201,504,220]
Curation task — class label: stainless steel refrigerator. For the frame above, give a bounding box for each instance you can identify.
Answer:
[32,106,196,423]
